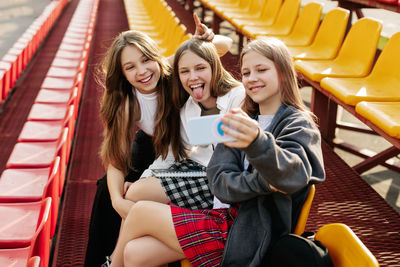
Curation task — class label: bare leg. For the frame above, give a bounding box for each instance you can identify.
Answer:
[124,236,185,267]
[125,177,169,204]
[110,201,184,267]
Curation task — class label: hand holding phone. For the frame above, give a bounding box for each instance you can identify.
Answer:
[188,114,237,145]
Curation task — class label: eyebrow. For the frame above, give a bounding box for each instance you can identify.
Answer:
[179,63,207,69]
[122,55,148,67]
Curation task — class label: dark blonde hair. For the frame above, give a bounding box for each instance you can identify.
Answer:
[240,38,311,119]
[99,30,173,174]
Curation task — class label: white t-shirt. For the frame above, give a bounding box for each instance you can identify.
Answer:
[135,88,158,136]
[213,114,274,209]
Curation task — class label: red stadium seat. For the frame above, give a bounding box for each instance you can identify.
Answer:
[0,157,61,237]
[0,198,51,267]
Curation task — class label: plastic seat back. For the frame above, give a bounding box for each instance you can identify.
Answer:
[267,0,301,35]
[315,223,379,267]
[369,32,400,81]
[279,2,323,46]
[259,0,282,25]
[333,17,382,76]
[308,8,349,59]
[293,184,315,235]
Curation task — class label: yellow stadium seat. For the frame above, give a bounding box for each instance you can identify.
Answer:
[216,0,252,16]
[287,8,349,60]
[295,17,382,82]
[221,0,266,19]
[242,0,301,38]
[230,0,282,30]
[356,102,400,139]
[315,223,379,267]
[294,184,315,235]
[265,2,323,47]
[320,32,400,105]
[208,0,245,10]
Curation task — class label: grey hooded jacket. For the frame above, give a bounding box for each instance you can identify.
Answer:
[207,104,325,267]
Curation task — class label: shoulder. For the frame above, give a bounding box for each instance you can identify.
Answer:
[217,85,246,111]
[275,105,315,128]
[227,85,245,97]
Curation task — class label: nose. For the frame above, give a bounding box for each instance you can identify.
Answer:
[248,71,258,82]
[136,64,146,76]
[189,70,197,81]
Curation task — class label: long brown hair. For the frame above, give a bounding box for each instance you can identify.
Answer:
[99,30,172,174]
[160,39,241,159]
[240,38,312,119]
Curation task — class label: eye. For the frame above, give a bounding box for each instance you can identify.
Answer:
[258,68,267,73]
[197,66,206,71]
[125,65,134,71]
[241,71,250,77]
[143,57,150,63]
[179,70,189,74]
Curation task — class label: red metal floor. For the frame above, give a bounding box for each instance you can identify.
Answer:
[51,0,129,266]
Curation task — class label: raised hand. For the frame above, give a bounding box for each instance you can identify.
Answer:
[193,13,214,41]
[220,108,260,148]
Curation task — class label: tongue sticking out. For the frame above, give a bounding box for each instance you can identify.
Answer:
[193,87,204,99]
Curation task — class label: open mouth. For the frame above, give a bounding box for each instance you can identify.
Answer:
[190,83,205,99]
[249,85,263,93]
[139,74,152,84]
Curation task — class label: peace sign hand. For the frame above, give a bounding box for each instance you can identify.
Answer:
[193,13,214,41]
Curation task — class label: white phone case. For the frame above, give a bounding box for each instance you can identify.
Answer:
[188,114,237,145]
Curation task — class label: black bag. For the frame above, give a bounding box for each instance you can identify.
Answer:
[265,232,333,267]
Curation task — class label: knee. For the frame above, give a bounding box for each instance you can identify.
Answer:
[124,240,146,266]
[125,180,144,202]
[125,200,151,224]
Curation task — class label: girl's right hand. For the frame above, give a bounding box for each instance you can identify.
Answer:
[221,108,261,149]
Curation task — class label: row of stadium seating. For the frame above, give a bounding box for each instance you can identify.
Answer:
[0,0,100,266]
[0,0,69,108]
[123,0,191,57]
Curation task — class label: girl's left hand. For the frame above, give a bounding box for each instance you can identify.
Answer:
[193,13,214,41]
[221,108,260,148]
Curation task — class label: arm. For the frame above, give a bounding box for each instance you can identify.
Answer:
[212,34,233,57]
[107,164,134,219]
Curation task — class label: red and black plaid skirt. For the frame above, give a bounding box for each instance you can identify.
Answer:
[171,205,238,266]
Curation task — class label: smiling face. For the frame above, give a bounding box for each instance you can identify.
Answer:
[121,44,161,94]
[241,50,282,115]
[177,50,216,109]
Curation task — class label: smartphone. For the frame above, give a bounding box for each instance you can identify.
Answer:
[187,114,237,145]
